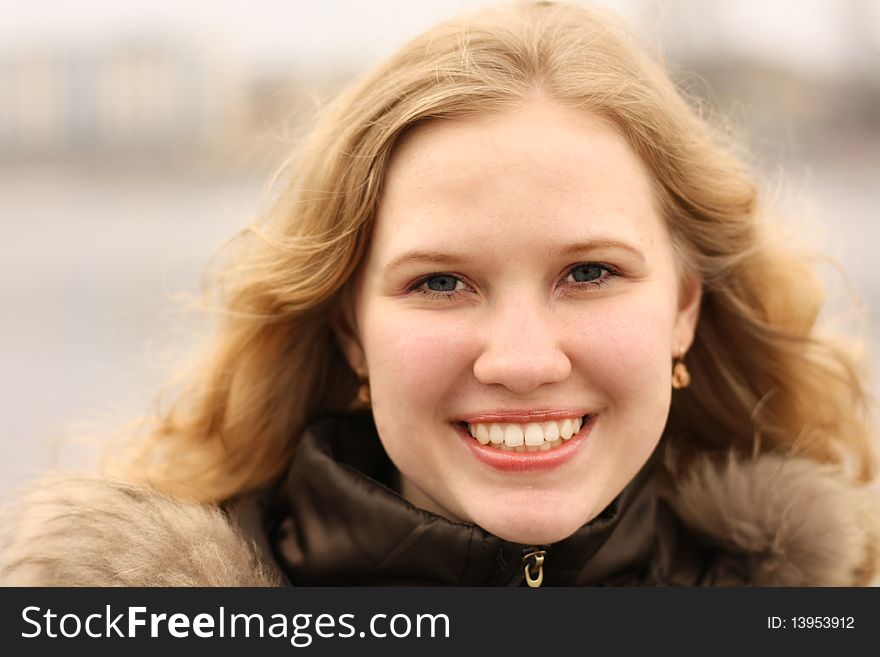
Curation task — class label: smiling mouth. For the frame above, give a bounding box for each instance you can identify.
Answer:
[457,416,590,453]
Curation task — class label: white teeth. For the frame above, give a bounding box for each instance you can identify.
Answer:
[489,424,504,444]
[524,423,544,446]
[475,424,490,445]
[559,419,573,439]
[563,417,582,440]
[503,424,524,447]
[465,417,589,451]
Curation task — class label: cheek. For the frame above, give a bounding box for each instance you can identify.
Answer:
[361,309,474,409]
[568,291,676,399]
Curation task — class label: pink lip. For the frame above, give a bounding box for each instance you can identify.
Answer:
[454,415,595,473]
[457,409,589,424]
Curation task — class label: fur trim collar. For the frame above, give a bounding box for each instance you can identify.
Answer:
[662,451,879,586]
[0,473,279,586]
[2,452,877,586]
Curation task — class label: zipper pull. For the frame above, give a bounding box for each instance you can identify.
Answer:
[522,548,547,588]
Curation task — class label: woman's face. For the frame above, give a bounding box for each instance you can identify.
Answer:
[338,100,701,545]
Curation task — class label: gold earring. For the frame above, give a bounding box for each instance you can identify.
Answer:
[356,377,371,407]
[671,350,691,390]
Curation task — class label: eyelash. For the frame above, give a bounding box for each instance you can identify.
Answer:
[408,263,621,301]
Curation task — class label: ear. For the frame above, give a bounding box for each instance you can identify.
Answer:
[673,274,702,353]
[331,312,368,377]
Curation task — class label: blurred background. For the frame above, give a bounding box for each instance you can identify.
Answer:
[1,0,878,497]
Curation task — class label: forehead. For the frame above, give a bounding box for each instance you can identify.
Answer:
[371,101,666,261]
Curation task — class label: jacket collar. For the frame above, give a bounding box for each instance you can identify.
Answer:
[265,412,664,586]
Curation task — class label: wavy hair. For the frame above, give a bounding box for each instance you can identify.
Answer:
[108,0,875,502]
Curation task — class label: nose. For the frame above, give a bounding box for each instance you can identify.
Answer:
[472,298,572,394]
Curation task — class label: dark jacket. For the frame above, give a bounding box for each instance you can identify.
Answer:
[2,412,877,586]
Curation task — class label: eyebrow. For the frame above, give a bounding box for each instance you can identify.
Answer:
[382,238,646,275]
[553,239,646,264]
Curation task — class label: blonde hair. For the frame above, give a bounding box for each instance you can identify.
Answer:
[109,1,875,502]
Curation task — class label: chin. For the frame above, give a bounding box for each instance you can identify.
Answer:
[476,509,590,546]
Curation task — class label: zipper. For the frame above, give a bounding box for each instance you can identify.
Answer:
[521,546,549,588]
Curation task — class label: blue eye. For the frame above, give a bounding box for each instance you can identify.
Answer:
[566,263,618,287]
[410,264,618,302]
[570,264,604,282]
[424,275,460,292]
[410,273,467,299]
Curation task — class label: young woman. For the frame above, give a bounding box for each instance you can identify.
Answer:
[3,1,877,586]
